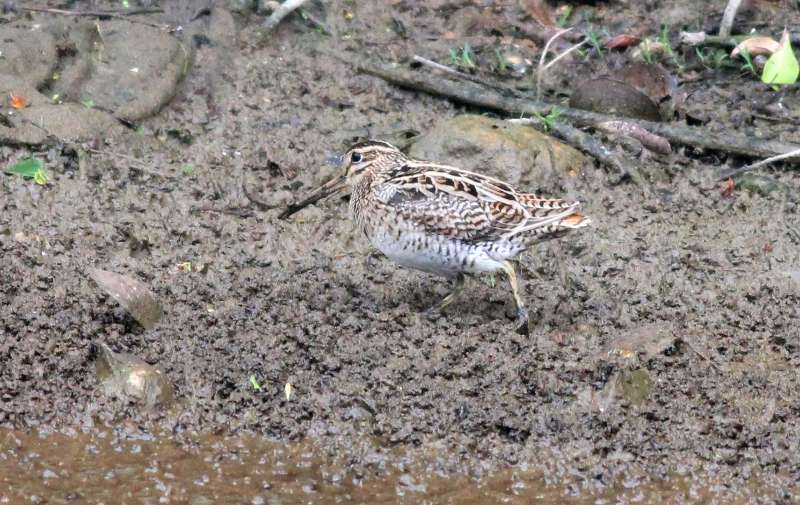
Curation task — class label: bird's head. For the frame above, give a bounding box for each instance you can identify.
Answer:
[279,140,406,219]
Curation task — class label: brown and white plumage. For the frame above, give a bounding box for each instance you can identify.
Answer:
[280,140,590,333]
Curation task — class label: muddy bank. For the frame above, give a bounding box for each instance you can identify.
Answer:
[1,0,800,502]
[1,428,791,503]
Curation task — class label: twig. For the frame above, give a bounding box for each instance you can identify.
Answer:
[537,28,576,102]
[718,0,744,39]
[717,147,800,180]
[680,31,800,47]
[357,59,800,162]
[21,6,166,28]
[191,206,255,218]
[683,339,721,372]
[21,6,163,16]
[85,147,170,178]
[242,177,276,211]
[412,55,521,96]
[543,39,589,73]
[298,8,332,36]
[261,0,312,33]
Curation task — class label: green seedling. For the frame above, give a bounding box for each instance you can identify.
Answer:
[488,273,496,288]
[4,158,48,185]
[181,164,195,176]
[587,29,604,58]
[762,30,799,89]
[659,25,674,58]
[249,374,262,391]
[713,49,729,68]
[739,48,757,76]
[533,108,563,131]
[494,48,508,73]
[450,43,476,69]
[81,99,95,108]
[641,42,653,64]
[659,25,684,70]
[556,6,573,28]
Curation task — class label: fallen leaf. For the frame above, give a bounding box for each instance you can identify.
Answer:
[4,158,42,177]
[721,177,735,198]
[762,29,799,86]
[9,93,28,109]
[89,269,163,330]
[604,34,641,50]
[731,36,780,58]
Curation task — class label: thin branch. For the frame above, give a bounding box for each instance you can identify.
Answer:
[680,30,800,47]
[717,147,800,180]
[261,0,312,33]
[242,176,277,211]
[683,339,722,372]
[537,28,574,102]
[85,147,170,178]
[357,59,800,162]
[21,6,163,16]
[542,39,589,73]
[412,55,522,96]
[718,0,744,39]
[21,6,167,28]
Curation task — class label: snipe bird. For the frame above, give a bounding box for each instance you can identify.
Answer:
[279,140,590,333]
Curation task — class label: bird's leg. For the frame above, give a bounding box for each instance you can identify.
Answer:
[423,274,465,318]
[501,261,530,334]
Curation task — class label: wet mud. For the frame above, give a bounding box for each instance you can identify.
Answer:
[1,0,800,502]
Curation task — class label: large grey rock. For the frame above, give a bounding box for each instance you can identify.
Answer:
[408,115,588,191]
[0,25,58,86]
[0,18,192,145]
[52,20,190,120]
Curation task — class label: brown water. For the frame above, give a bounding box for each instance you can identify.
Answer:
[1,428,790,504]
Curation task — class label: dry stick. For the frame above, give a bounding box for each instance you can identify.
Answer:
[261,0,312,33]
[85,147,169,178]
[536,28,587,102]
[242,176,277,211]
[680,31,800,47]
[683,339,722,372]
[718,0,744,39]
[717,147,800,180]
[357,60,800,161]
[21,6,166,28]
[410,55,636,179]
[21,6,163,16]
[412,55,523,96]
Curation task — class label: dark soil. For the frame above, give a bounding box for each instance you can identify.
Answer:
[2,0,800,501]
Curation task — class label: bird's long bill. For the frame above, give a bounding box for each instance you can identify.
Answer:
[278,174,347,219]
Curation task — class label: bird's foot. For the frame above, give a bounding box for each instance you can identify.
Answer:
[422,305,442,321]
[515,307,530,335]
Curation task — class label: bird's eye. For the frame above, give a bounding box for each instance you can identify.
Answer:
[351,152,363,163]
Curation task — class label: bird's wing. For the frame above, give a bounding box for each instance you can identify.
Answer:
[377,163,586,243]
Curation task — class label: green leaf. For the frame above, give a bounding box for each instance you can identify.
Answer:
[5,158,43,177]
[5,158,48,184]
[249,374,262,391]
[762,30,799,87]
